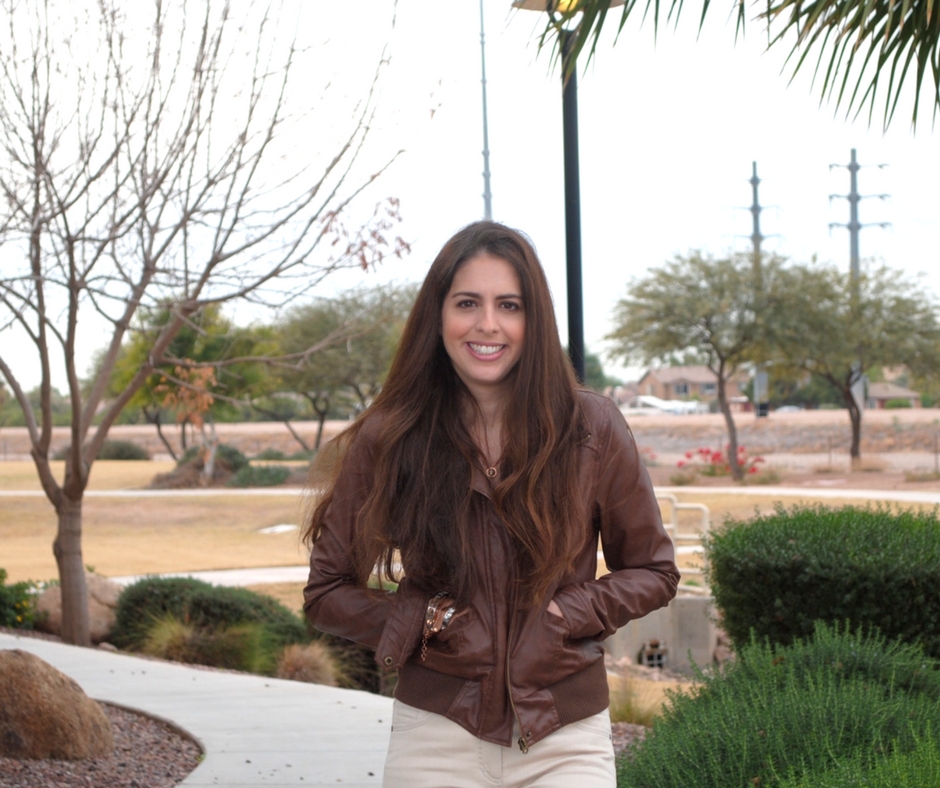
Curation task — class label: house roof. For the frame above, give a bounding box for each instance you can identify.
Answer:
[868,381,920,399]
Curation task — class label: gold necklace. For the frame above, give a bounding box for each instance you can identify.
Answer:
[485,466,498,479]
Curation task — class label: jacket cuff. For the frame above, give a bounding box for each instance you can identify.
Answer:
[374,581,427,671]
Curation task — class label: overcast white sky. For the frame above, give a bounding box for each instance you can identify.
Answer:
[314,0,940,380]
[5,0,939,389]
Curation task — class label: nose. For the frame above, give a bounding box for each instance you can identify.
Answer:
[477,304,498,333]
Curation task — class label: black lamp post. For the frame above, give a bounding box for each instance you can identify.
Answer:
[512,0,623,383]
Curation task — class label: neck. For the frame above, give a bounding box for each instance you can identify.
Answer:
[462,392,505,467]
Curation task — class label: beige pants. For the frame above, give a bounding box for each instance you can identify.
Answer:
[382,700,616,788]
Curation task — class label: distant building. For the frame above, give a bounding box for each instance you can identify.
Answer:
[866,381,921,409]
[637,365,748,408]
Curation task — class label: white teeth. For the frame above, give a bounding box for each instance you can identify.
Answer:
[469,343,502,356]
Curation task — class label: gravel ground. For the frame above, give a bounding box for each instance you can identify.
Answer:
[611,722,648,757]
[0,702,202,788]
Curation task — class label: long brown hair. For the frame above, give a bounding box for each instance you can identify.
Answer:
[303,221,587,606]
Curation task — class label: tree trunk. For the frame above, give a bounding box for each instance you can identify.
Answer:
[53,496,90,646]
[846,388,863,466]
[201,420,220,483]
[145,407,178,461]
[315,413,327,451]
[716,364,744,481]
[304,394,330,451]
[282,420,311,454]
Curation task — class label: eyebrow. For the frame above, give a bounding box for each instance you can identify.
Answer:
[449,290,523,300]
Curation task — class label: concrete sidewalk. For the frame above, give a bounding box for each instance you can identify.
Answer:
[0,631,391,787]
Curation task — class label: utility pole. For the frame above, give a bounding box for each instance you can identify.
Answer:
[829,148,890,286]
[829,148,890,459]
[750,162,769,418]
[479,0,493,220]
[750,161,764,265]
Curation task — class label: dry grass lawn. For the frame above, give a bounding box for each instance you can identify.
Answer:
[1,461,309,584]
[0,460,177,491]
[3,460,931,611]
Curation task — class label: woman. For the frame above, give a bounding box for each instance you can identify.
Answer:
[303,221,678,787]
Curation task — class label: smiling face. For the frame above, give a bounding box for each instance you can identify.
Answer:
[441,253,525,403]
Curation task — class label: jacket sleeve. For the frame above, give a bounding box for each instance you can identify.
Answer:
[302,422,427,669]
[552,397,680,641]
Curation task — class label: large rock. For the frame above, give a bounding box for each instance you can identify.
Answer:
[36,573,122,644]
[0,649,114,759]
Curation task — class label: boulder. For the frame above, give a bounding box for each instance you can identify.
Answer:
[0,649,114,759]
[36,573,122,644]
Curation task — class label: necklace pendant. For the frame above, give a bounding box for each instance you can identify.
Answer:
[485,466,498,479]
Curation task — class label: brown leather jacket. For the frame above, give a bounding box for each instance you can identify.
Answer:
[304,390,679,750]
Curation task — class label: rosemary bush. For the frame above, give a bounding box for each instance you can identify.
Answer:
[617,624,940,788]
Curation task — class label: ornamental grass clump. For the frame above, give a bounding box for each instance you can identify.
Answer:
[705,503,940,658]
[142,614,276,674]
[276,642,341,686]
[617,623,940,788]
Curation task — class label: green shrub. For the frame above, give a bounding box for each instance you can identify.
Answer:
[175,443,248,472]
[253,448,287,461]
[779,734,940,787]
[705,504,940,658]
[111,576,214,649]
[617,623,940,788]
[113,576,387,689]
[113,577,307,673]
[183,585,307,647]
[885,398,913,409]
[0,569,39,630]
[227,464,291,488]
[98,440,151,460]
[216,443,249,472]
[53,439,150,461]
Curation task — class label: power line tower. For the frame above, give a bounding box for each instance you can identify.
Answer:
[750,161,764,267]
[829,148,890,285]
[749,162,769,417]
[829,148,890,448]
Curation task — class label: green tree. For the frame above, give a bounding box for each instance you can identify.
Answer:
[607,252,784,480]
[772,263,940,462]
[105,307,275,460]
[527,0,940,127]
[0,1,405,646]
[0,386,72,428]
[275,284,416,450]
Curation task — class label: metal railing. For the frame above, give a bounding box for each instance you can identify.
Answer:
[657,493,710,595]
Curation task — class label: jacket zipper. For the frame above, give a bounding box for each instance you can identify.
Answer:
[505,605,529,753]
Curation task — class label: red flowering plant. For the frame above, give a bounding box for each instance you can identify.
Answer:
[677,445,764,477]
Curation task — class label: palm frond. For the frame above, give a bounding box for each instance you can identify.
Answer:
[532,0,940,128]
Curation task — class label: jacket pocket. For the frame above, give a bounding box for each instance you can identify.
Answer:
[513,610,604,692]
[420,605,496,680]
